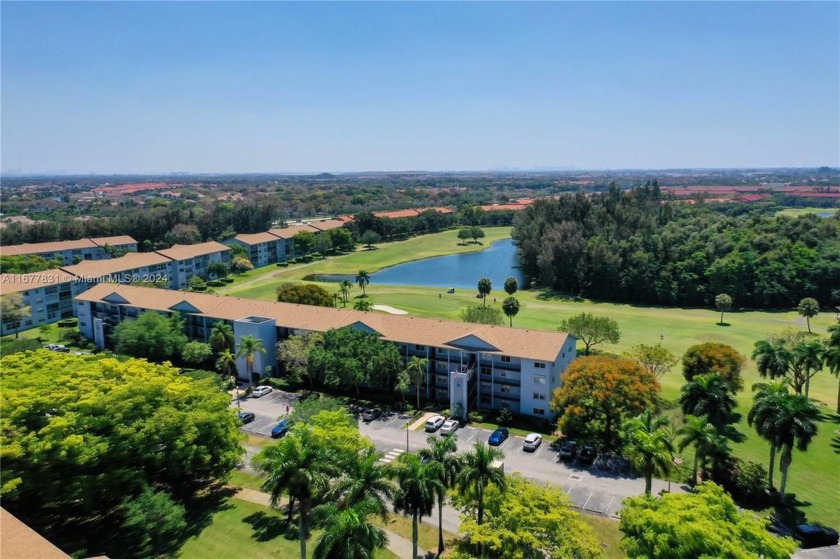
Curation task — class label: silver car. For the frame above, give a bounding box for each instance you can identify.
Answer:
[523,433,542,452]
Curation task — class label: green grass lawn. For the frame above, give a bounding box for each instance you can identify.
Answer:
[178,497,398,559]
[776,206,839,217]
[581,514,626,559]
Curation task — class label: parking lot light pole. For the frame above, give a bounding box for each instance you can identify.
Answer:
[406,417,410,452]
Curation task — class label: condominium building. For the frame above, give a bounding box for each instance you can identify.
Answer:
[0,236,138,265]
[155,242,231,289]
[0,270,86,335]
[266,224,321,260]
[224,232,286,268]
[75,284,576,418]
[60,252,175,290]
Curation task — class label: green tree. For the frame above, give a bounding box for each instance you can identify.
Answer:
[355,270,371,296]
[469,226,485,244]
[406,355,428,410]
[188,275,207,291]
[0,352,243,557]
[503,276,518,296]
[312,498,388,559]
[277,283,334,307]
[753,335,825,395]
[112,311,187,361]
[359,230,381,250]
[793,338,824,397]
[477,277,492,306]
[293,231,317,256]
[330,447,395,516]
[456,442,506,526]
[502,296,520,327]
[237,334,266,384]
[209,321,235,353]
[825,324,840,413]
[797,297,819,333]
[715,293,732,324]
[452,474,601,559]
[315,233,333,257]
[278,332,323,387]
[619,483,797,559]
[308,328,401,397]
[0,293,31,339]
[393,453,444,559]
[457,227,472,244]
[339,279,353,305]
[181,341,212,365]
[460,304,504,326]
[215,348,240,407]
[329,228,355,252]
[120,485,187,557]
[622,343,678,380]
[622,409,674,495]
[353,299,373,311]
[558,312,620,355]
[207,261,230,280]
[459,204,483,227]
[232,255,254,273]
[682,342,745,393]
[551,356,660,449]
[767,392,820,500]
[420,434,461,555]
[255,426,340,559]
[289,395,347,424]
[752,338,792,383]
[677,416,732,484]
[747,381,790,488]
[679,372,739,428]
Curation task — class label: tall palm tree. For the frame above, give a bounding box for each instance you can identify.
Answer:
[456,442,506,525]
[312,497,388,559]
[677,415,721,484]
[216,348,240,408]
[405,356,428,410]
[792,339,824,397]
[355,270,371,297]
[748,381,789,488]
[255,427,340,559]
[339,279,353,306]
[209,321,235,353]
[753,338,793,382]
[237,335,266,385]
[825,324,840,413]
[679,372,738,428]
[331,448,395,516]
[419,434,461,555]
[768,393,820,499]
[353,299,373,312]
[393,453,444,559]
[622,408,674,495]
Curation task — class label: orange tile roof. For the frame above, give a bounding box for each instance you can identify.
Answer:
[0,270,79,294]
[229,232,284,245]
[90,235,138,247]
[480,204,529,212]
[307,219,347,232]
[373,209,421,219]
[155,241,230,261]
[267,224,321,239]
[60,252,172,277]
[76,284,569,361]
[1,508,70,559]
[0,238,97,258]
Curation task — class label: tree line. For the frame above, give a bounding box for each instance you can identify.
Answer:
[512,182,840,308]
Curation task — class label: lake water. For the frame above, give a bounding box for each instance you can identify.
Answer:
[312,238,525,290]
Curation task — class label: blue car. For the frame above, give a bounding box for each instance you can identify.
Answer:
[488,428,509,446]
[271,419,292,438]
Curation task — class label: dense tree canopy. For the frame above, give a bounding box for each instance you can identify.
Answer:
[460,304,504,326]
[682,342,745,392]
[112,310,187,361]
[512,185,839,308]
[276,283,334,307]
[308,327,402,396]
[558,312,621,355]
[0,351,243,557]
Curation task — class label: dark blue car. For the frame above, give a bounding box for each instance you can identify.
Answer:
[271,419,291,438]
[488,428,509,446]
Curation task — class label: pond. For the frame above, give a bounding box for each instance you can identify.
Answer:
[312,238,525,290]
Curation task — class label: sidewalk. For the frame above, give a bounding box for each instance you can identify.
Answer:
[232,487,426,559]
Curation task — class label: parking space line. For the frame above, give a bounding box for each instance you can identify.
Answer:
[464,429,479,443]
[384,415,402,428]
[581,492,593,511]
[534,444,545,457]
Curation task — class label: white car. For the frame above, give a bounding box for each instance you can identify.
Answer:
[440,419,459,436]
[523,433,542,452]
[425,415,445,432]
[251,386,274,398]
[45,344,69,353]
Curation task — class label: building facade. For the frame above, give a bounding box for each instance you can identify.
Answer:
[0,236,138,265]
[0,271,86,335]
[155,242,232,289]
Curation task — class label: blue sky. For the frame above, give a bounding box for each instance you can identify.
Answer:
[2,2,838,174]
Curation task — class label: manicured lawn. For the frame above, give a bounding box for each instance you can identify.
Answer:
[374,513,456,555]
[1,322,90,355]
[228,469,266,491]
[178,498,398,559]
[776,207,838,217]
[581,514,626,559]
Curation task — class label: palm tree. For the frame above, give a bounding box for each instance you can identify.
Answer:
[502,296,520,327]
[393,453,444,559]
[622,408,674,495]
[753,338,793,382]
[748,381,789,488]
[477,277,492,307]
[456,442,506,525]
[339,279,353,306]
[237,335,266,385]
[355,270,370,297]
[825,324,840,413]
[769,393,820,500]
[792,339,824,397]
[216,348,240,408]
[353,299,373,312]
[797,297,819,334]
[405,356,428,410]
[677,415,713,484]
[331,448,395,516]
[679,372,738,428]
[419,434,461,555]
[255,427,340,559]
[209,321,235,353]
[312,497,388,559]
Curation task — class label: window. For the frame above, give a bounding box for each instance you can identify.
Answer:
[500,355,511,363]
[480,395,491,404]
[436,376,448,386]
[500,385,511,394]
[534,362,546,369]
[415,345,425,351]
[438,348,448,357]
[481,366,491,376]
[534,375,547,385]
[533,408,545,415]
[533,392,546,401]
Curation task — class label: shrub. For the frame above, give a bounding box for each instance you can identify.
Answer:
[61,329,84,345]
[57,318,78,328]
[441,408,452,419]
[497,408,514,426]
[220,277,235,283]
[276,262,289,267]
[468,411,485,424]
[206,280,223,287]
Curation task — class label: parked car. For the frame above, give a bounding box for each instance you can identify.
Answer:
[488,428,510,446]
[794,524,839,548]
[579,445,597,463]
[271,419,292,438]
[523,433,542,452]
[446,288,455,294]
[425,415,445,432]
[45,344,69,353]
[440,419,459,435]
[251,386,274,398]
[362,408,382,422]
[558,440,578,460]
[237,411,256,424]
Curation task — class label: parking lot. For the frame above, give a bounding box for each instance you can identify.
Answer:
[232,388,297,438]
